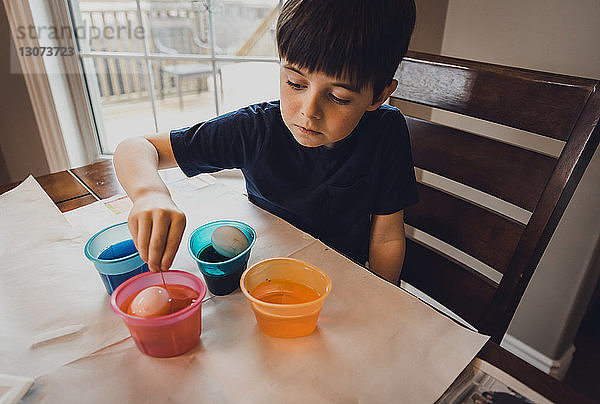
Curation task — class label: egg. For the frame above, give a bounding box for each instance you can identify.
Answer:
[211,225,250,258]
[129,286,171,317]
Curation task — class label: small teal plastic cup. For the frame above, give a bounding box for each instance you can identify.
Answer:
[188,220,256,295]
[84,222,149,295]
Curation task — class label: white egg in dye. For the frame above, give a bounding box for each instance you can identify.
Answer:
[129,286,171,317]
[211,225,250,258]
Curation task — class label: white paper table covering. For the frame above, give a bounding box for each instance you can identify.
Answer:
[5,174,489,403]
[0,177,129,379]
[23,243,488,403]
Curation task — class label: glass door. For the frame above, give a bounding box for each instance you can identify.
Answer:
[68,0,282,154]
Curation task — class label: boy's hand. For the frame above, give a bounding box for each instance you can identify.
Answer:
[128,192,186,272]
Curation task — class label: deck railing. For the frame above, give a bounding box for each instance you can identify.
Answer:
[77,1,277,103]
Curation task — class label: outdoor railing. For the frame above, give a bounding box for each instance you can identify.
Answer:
[77,1,277,103]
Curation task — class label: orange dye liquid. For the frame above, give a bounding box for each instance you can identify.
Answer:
[121,284,199,317]
[250,279,322,338]
[250,278,320,304]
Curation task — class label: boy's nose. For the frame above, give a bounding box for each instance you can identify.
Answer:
[301,93,322,120]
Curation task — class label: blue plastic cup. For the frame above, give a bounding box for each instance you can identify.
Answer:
[188,220,256,296]
[84,222,149,295]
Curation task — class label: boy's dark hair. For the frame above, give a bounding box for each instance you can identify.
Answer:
[276,0,416,101]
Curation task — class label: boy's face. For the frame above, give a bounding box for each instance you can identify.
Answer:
[279,61,385,148]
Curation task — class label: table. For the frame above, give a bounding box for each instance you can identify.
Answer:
[2,160,591,403]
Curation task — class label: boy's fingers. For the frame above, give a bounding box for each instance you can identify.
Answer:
[128,217,140,257]
[148,211,170,272]
[136,214,152,268]
[128,216,138,244]
[160,214,186,271]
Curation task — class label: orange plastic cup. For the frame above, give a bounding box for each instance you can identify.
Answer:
[240,257,331,338]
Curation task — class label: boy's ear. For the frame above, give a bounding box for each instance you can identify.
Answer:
[366,79,398,111]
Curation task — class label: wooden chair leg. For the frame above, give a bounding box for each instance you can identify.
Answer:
[198,75,209,92]
[159,69,164,100]
[176,76,183,110]
[219,69,224,97]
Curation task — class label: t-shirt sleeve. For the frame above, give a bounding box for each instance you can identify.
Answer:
[372,109,419,215]
[170,105,267,177]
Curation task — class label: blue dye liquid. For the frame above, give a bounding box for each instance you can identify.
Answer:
[97,239,148,294]
[98,239,138,260]
[99,266,148,294]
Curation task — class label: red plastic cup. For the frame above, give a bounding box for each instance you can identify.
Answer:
[110,270,207,358]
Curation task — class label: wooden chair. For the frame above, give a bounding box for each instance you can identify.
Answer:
[390,51,600,343]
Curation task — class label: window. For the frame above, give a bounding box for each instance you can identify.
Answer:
[68,0,282,154]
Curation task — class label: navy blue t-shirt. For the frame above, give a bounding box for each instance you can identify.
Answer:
[170,101,418,265]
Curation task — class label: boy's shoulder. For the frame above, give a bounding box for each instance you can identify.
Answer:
[195,101,282,134]
[229,100,281,119]
[247,100,281,111]
[368,103,405,122]
[207,100,282,129]
[361,104,408,135]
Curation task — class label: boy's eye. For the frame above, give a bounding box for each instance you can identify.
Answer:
[286,80,305,90]
[330,94,351,105]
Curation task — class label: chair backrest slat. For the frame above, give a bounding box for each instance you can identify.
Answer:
[393,114,558,211]
[392,52,600,343]
[394,51,596,140]
[403,239,497,326]
[405,184,525,273]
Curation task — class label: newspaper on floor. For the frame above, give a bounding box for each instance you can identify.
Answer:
[436,358,554,404]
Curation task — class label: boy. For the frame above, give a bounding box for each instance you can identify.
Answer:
[114,0,418,284]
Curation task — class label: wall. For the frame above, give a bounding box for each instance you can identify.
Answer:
[410,0,448,55]
[437,0,600,375]
[0,141,9,185]
[403,0,449,119]
[441,1,600,79]
[0,2,48,185]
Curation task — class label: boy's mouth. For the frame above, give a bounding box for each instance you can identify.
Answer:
[296,125,322,136]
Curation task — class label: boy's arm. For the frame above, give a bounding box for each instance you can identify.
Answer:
[368,210,406,284]
[113,133,186,272]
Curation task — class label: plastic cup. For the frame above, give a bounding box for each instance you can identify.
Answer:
[240,257,332,338]
[84,222,149,294]
[110,270,207,358]
[188,220,256,296]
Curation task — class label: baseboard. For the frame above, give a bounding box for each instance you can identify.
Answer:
[501,334,575,380]
[398,282,577,380]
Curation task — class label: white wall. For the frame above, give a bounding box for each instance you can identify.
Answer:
[437,0,600,372]
[403,0,449,120]
[441,0,600,79]
[410,0,448,55]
